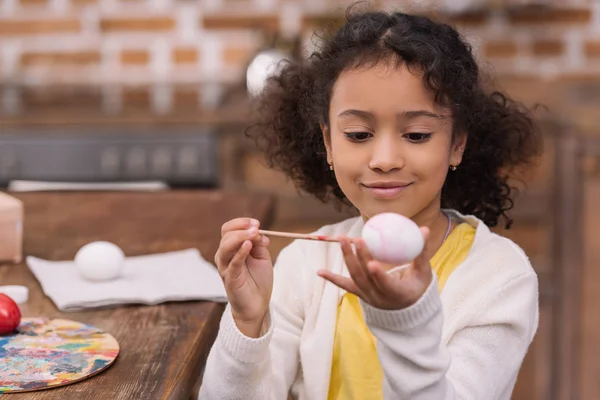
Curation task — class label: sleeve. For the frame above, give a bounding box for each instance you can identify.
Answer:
[198,242,307,400]
[361,271,539,399]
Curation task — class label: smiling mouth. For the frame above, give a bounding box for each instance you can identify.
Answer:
[361,183,412,198]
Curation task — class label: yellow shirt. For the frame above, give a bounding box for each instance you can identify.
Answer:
[327,222,476,400]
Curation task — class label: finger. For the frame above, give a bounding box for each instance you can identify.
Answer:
[366,261,399,293]
[260,234,270,247]
[249,235,272,262]
[341,237,374,293]
[355,238,373,268]
[226,240,253,281]
[221,217,259,237]
[354,239,388,294]
[216,227,260,267]
[384,263,411,277]
[250,232,268,246]
[412,227,433,273]
[347,238,382,294]
[317,269,361,295]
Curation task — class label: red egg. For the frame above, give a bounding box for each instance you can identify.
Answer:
[0,293,21,334]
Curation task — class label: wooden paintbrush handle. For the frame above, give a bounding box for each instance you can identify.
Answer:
[258,229,342,243]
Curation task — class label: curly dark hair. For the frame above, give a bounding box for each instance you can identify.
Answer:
[247,5,542,228]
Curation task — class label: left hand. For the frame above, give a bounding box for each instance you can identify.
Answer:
[317,227,433,310]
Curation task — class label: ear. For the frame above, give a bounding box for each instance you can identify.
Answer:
[450,132,467,167]
[321,123,333,165]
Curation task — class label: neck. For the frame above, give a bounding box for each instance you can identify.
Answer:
[411,199,452,257]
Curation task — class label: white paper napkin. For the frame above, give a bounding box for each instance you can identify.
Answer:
[26,248,227,312]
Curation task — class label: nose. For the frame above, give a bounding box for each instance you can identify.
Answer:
[368,134,404,172]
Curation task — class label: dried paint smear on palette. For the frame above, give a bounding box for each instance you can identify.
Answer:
[0,318,119,393]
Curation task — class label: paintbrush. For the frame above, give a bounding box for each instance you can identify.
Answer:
[258,229,354,243]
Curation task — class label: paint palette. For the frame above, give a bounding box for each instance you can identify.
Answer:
[0,318,119,393]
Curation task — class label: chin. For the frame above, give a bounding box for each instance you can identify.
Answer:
[359,202,415,219]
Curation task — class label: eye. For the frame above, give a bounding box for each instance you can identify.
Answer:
[344,132,373,142]
[405,133,432,143]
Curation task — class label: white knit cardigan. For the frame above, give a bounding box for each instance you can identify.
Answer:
[199,211,539,399]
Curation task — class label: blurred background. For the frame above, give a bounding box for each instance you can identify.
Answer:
[0,0,598,399]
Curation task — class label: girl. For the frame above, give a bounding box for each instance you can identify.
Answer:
[200,6,541,400]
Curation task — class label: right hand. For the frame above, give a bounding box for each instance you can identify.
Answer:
[215,218,273,338]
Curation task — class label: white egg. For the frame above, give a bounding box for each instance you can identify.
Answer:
[361,212,424,265]
[74,241,124,282]
[0,285,29,304]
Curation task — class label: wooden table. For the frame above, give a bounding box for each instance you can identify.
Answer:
[0,190,276,400]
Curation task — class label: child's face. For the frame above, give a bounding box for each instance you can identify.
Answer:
[323,62,465,220]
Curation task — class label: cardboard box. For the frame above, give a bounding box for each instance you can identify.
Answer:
[0,192,23,264]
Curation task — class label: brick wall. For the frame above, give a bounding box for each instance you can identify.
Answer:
[0,0,598,117]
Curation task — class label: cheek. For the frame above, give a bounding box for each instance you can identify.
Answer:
[329,136,365,197]
[330,135,362,172]
[410,144,451,183]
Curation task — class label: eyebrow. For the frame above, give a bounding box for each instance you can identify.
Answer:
[337,109,375,121]
[337,109,442,120]
[402,110,442,119]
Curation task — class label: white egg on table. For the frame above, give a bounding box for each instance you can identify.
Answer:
[361,212,424,265]
[0,285,29,304]
[74,241,125,282]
